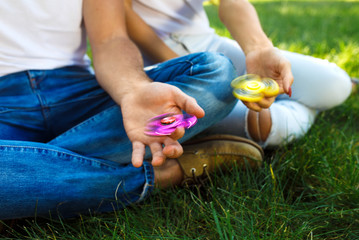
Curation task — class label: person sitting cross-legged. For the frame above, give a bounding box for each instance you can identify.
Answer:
[125,0,352,148]
[0,0,265,220]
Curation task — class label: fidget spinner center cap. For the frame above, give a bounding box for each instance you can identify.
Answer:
[247,81,263,91]
[160,116,177,125]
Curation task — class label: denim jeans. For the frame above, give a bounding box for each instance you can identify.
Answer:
[0,52,237,219]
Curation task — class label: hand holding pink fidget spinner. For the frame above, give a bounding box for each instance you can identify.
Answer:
[144,113,198,136]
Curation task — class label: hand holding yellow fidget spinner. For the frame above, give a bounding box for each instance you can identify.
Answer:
[231,74,280,102]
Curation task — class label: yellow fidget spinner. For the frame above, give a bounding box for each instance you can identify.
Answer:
[231,74,279,102]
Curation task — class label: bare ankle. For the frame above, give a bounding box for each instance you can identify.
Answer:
[247,109,272,142]
[154,159,184,189]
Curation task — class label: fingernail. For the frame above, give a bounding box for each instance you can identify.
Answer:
[288,87,292,97]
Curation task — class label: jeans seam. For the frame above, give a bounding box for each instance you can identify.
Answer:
[45,92,109,108]
[0,144,118,169]
[26,71,49,129]
[0,107,42,114]
[185,60,194,76]
[136,161,154,202]
[0,93,109,113]
[145,57,196,76]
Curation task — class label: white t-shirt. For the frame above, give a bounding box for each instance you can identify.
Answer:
[132,0,214,39]
[0,1,90,77]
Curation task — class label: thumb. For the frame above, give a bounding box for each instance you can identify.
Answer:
[172,87,205,118]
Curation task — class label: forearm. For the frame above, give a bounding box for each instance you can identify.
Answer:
[84,0,151,105]
[219,0,273,54]
[91,36,150,105]
[125,0,178,63]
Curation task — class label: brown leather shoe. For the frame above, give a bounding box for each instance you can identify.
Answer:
[177,134,264,183]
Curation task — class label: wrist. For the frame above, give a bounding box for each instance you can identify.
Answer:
[108,76,152,106]
[242,41,274,56]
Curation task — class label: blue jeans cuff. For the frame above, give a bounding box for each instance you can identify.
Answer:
[136,161,154,203]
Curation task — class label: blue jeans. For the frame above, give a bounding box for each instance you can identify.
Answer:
[0,52,237,219]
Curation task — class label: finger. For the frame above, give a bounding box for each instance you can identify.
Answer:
[172,87,205,118]
[243,101,262,112]
[170,127,185,141]
[162,137,183,158]
[132,141,146,168]
[280,61,294,94]
[149,142,166,167]
[257,96,275,109]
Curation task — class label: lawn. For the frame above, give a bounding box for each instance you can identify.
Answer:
[2,1,359,239]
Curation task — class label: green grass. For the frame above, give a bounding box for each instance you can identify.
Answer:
[2,1,359,239]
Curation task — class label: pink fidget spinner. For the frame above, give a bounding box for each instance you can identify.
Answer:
[144,113,198,136]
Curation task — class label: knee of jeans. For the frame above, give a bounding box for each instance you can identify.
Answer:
[317,65,352,110]
[198,52,237,96]
[258,101,317,148]
[204,52,236,74]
